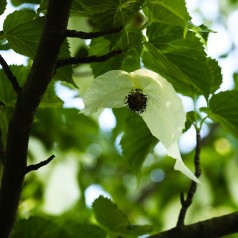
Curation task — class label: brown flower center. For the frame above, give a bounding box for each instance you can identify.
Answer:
[124,89,148,114]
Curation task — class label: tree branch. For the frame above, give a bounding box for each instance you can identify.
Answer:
[64,26,123,39]
[56,49,123,68]
[24,155,55,174]
[148,212,238,238]
[0,54,20,93]
[0,1,72,237]
[0,130,5,164]
[177,128,202,227]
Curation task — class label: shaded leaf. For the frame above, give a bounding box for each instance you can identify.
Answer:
[93,196,130,230]
[38,0,85,16]
[32,108,99,151]
[0,65,28,106]
[0,0,7,16]
[89,37,125,77]
[183,111,201,132]
[120,115,158,173]
[11,0,40,6]
[10,216,64,238]
[92,196,152,237]
[79,0,144,29]
[208,91,238,137]
[64,223,107,238]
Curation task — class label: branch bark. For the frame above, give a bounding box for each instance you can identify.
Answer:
[148,211,238,238]
[56,49,123,68]
[177,128,202,226]
[0,1,72,237]
[0,54,20,93]
[65,26,122,39]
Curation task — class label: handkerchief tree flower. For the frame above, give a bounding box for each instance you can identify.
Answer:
[81,69,200,183]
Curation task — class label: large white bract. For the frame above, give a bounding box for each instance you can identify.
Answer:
[81,69,200,183]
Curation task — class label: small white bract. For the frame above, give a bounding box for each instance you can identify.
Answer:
[81,69,200,183]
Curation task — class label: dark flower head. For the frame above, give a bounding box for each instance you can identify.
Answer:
[124,89,148,114]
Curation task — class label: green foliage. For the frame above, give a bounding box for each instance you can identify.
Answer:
[3,10,74,85]
[143,22,221,97]
[10,216,64,238]
[207,91,238,137]
[143,0,191,29]
[79,0,145,29]
[121,115,158,173]
[93,196,152,237]
[0,0,7,16]
[3,10,44,59]
[11,0,41,7]
[10,216,107,238]
[1,0,238,237]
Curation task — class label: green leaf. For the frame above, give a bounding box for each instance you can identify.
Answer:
[0,0,7,16]
[10,216,64,238]
[33,108,99,151]
[208,91,238,137]
[79,0,144,29]
[93,196,130,230]
[189,23,216,45]
[183,111,201,132]
[89,37,125,77]
[38,0,85,16]
[143,0,191,28]
[64,223,107,238]
[120,115,158,173]
[3,10,44,59]
[142,22,221,97]
[89,29,143,76]
[0,65,29,106]
[92,196,152,237]
[3,10,74,86]
[207,57,222,94]
[11,0,41,6]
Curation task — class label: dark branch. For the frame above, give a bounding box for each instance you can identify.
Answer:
[24,155,55,174]
[147,211,238,238]
[0,1,72,237]
[56,49,123,68]
[0,54,21,93]
[0,130,5,164]
[177,128,202,227]
[65,26,123,39]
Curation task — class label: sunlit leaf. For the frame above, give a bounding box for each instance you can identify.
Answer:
[143,0,191,29]
[3,10,44,58]
[142,22,222,97]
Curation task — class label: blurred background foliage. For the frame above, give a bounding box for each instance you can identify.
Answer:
[1,0,238,237]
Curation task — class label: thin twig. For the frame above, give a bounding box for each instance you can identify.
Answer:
[56,49,123,68]
[0,54,21,93]
[176,128,202,227]
[24,155,55,175]
[65,26,123,39]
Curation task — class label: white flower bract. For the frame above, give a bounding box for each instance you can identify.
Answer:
[81,69,200,183]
